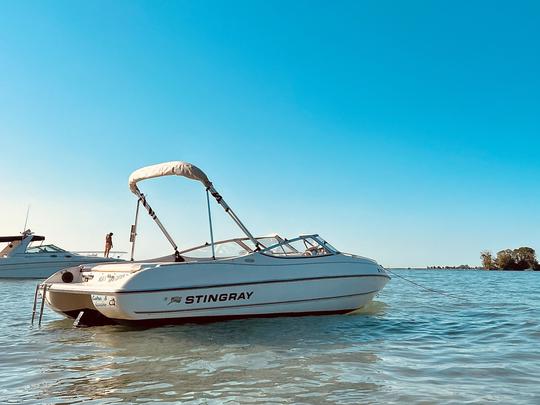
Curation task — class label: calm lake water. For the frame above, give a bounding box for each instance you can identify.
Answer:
[1,269,539,404]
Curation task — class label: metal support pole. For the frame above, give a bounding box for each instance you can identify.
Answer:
[130,198,141,261]
[38,284,47,327]
[206,189,216,259]
[227,208,260,249]
[131,180,258,260]
[134,187,181,260]
[31,284,40,325]
[207,185,260,249]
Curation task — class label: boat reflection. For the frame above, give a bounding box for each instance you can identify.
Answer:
[36,311,388,403]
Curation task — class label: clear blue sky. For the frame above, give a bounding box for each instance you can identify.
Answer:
[1,1,539,267]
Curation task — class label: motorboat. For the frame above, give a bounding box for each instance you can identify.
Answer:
[0,230,123,279]
[36,161,390,327]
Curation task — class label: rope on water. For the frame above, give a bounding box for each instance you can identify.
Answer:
[385,268,470,302]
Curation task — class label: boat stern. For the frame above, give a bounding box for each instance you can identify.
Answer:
[37,262,144,326]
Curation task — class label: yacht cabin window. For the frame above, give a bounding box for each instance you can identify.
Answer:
[25,245,66,254]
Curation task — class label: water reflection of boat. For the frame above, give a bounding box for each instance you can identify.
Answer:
[38,161,390,326]
[0,230,123,279]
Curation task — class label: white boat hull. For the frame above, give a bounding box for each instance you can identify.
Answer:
[43,253,390,326]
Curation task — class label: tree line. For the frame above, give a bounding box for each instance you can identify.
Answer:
[481,247,540,270]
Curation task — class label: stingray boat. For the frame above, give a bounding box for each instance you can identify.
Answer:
[34,161,390,327]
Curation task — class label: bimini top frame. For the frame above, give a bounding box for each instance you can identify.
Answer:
[127,161,261,262]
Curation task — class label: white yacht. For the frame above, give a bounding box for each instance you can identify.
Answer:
[36,161,390,326]
[0,230,123,279]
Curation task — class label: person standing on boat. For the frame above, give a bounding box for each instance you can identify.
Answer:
[104,232,113,258]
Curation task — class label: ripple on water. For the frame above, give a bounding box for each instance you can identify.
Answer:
[1,271,540,404]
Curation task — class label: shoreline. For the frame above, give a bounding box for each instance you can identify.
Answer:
[389,267,539,272]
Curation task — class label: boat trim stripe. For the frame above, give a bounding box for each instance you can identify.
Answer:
[158,260,376,268]
[133,290,379,314]
[117,274,389,294]
[0,259,116,268]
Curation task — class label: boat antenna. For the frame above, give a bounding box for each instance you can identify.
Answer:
[22,205,31,233]
[206,188,216,259]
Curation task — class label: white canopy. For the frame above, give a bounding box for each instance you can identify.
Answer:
[127,160,260,258]
[128,161,211,194]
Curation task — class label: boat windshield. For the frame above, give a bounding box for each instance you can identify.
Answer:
[260,235,338,257]
[179,235,337,259]
[180,237,263,259]
[26,244,67,254]
[181,241,251,259]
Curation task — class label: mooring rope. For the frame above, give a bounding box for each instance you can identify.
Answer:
[385,268,470,302]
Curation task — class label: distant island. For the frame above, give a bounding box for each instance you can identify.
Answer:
[424,246,540,271]
[480,247,539,270]
[424,247,540,271]
[427,265,481,270]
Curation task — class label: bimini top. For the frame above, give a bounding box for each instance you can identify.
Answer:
[128,161,212,194]
[126,160,261,261]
